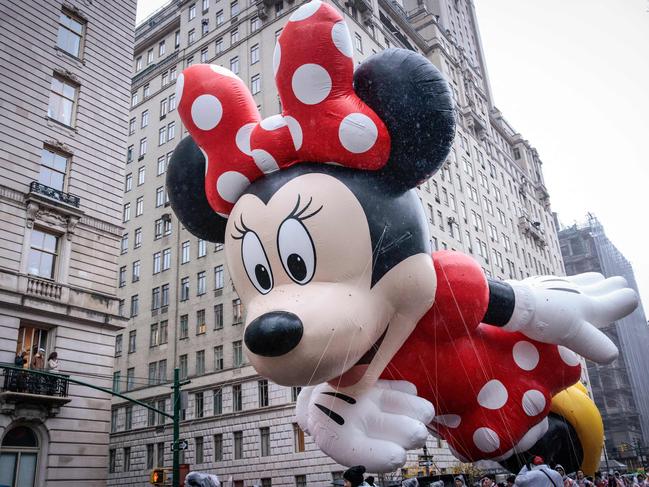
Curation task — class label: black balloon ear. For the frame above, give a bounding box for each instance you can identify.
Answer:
[166,136,228,243]
[354,48,456,191]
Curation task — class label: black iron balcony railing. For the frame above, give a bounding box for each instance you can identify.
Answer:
[1,365,69,398]
[29,181,80,208]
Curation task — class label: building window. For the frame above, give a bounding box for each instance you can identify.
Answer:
[148,361,158,384]
[157,155,167,175]
[156,186,165,207]
[158,40,166,57]
[232,298,242,324]
[153,252,161,274]
[275,1,284,14]
[143,83,150,98]
[202,0,209,11]
[179,354,188,379]
[167,121,176,140]
[354,32,363,53]
[214,345,223,371]
[160,320,168,344]
[39,147,69,192]
[189,3,197,19]
[231,0,239,16]
[251,74,261,95]
[233,431,243,459]
[169,93,176,111]
[136,56,143,71]
[214,434,223,460]
[196,350,205,376]
[188,29,196,45]
[230,56,239,74]
[216,9,224,25]
[115,335,123,357]
[132,260,141,282]
[179,314,189,339]
[48,76,77,126]
[233,384,242,411]
[181,241,190,264]
[214,265,224,290]
[214,304,223,330]
[130,295,139,317]
[197,239,207,257]
[157,442,165,466]
[251,16,260,32]
[291,386,302,402]
[122,202,131,222]
[127,145,134,163]
[200,47,208,62]
[141,109,149,128]
[152,287,161,310]
[109,448,116,473]
[262,480,272,487]
[180,277,190,301]
[146,443,154,469]
[135,196,143,216]
[147,48,154,65]
[133,229,143,250]
[195,436,204,463]
[57,9,85,57]
[162,249,171,271]
[119,266,126,288]
[260,427,270,456]
[126,368,134,391]
[139,138,147,157]
[112,371,120,392]
[111,408,119,432]
[250,44,260,64]
[233,340,243,367]
[27,229,58,279]
[128,330,136,353]
[258,380,269,407]
[230,28,239,44]
[196,309,206,334]
[124,173,132,192]
[197,272,206,296]
[159,126,167,146]
[131,91,139,106]
[121,234,128,254]
[295,475,306,487]
[174,30,180,48]
[150,323,159,348]
[293,423,305,452]
[195,391,204,418]
[124,447,131,471]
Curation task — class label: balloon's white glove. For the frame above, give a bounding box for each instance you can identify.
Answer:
[504,272,638,364]
[295,380,435,472]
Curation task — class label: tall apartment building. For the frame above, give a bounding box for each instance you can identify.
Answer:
[558,216,649,469]
[110,0,566,484]
[0,1,136,485]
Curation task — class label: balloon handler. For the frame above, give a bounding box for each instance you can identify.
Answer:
[166,0,637,475]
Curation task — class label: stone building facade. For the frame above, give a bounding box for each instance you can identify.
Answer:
[110,0,566,484]
[559,216,649,469]
[0,0,136,485]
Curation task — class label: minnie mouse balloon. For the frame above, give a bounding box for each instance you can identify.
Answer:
[167,0,638,474]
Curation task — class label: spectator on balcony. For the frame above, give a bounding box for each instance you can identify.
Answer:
[14,351,27,368]
[47,352,60,372]
[31,348,45,370]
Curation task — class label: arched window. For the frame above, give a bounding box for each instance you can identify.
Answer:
[0,425,39,487]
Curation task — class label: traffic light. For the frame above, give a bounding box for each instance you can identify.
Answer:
[150,468,166,485]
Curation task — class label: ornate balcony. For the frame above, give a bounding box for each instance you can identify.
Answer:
[29,181,80,208]
[0,366,71,418]
[26,276,63,300]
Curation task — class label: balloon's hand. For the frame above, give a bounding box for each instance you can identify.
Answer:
[505,273,638,364]
[295,380,434,473]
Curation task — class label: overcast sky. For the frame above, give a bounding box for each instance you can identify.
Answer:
[136,0,649,309]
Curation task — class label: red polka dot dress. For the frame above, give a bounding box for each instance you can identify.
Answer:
[382,251,582,462]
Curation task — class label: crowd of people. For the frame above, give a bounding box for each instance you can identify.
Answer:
[14,348,59,372]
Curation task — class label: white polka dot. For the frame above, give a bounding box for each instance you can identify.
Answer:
[522,389,546,416]
[283,115,303,150]
[477,380,508,410]
[433,414,461,428]
[289,0,322,21]
[291,64,332,105]
[273,42,281,77]
[176,73,185,102]
[216,171,250,204]
[199,147,209,175]
[513,341,540,371]
[210,64,240,80]
[473,427,500,453]
[259,114,287,131]
[251,149,279,174]
[513,418,549,453]
[191,94,223,130]
[331,21,353,57]
[338,113,378,153]
[235,123,256,156]
[558,346,580,366]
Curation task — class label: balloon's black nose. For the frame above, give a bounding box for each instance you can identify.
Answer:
[244,311,304,357]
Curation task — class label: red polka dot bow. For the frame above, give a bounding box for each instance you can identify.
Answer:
[176,0,391,216]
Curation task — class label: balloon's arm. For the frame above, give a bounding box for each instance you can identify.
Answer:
[481,278,517,327]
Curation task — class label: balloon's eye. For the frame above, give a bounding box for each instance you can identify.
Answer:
[241,231,273,294]
[277,218,316,285]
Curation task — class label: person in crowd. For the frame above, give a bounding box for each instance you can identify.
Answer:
[31,348,45,370]
[575,470,594,486]
[343,466,366,487]
[14,350,27,368]
[505,475,516,487]
[46,352,60,372]
[481,475,496,487]
[515,456,563,487]
[556,465,574,486]
[454,476,467,486]
[636,473,648,487]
